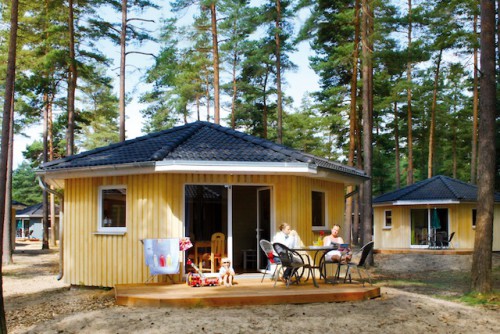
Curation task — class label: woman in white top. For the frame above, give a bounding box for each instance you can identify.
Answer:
[272,223,297,249]
[272,222,300,279]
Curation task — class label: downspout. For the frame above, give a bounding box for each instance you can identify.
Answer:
[345,186,359,199]
[38,177,64,280]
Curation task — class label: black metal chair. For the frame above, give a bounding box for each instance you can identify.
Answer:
[273,242,318,288]
[437,231,455,248]
[343,241,374,286]
[318,244,342,283]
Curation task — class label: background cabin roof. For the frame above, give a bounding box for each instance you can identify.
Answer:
[12,200,27,210]
[38,121,367,181]
[16,203,60,218]
[373,175,500,205]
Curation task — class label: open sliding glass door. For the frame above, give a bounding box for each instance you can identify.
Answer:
[257,187,272,270]
[410,208,449,248]
[411,209,429,247]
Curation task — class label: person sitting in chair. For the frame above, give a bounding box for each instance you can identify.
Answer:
[323,224,352,263]
[273,223,301,280]
[272,223,298,248]
[219,257,235,287]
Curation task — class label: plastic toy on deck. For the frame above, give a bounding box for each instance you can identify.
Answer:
[186,258,220,287]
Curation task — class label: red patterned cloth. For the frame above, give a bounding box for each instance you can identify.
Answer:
[179,237,193,251]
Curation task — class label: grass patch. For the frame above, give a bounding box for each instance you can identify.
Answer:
[457,291,500,307]
[372,267,500,309]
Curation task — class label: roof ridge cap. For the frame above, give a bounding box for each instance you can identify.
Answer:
[439,175,475,199]
[150,122,204,161]
[382,177,435,200]
[214,125,311,163]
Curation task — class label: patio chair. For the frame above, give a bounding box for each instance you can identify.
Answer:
[210,232,225,272]
[259,239,281,283]
[319,248,342,283]
[436,231,447,249]
[442,232,455,248]
[273,242,318,288]
[343,241,374,286]
[143,238,180,283]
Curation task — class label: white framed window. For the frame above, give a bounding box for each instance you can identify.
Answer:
[312,190,327,230]
[97,185,127,234]
[384,210,392,229]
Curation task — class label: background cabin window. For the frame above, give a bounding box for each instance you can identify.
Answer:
[384,210,392,228]
[472,209,477,228]
[98,186,127,233]
[312,191,326,228]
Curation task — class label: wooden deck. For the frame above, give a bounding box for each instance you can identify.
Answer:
[115,275,381,307]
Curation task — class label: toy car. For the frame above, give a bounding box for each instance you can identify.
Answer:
[186,259,220,287]
[187,272,220,287]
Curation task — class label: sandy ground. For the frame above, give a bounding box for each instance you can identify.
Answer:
[3,241,500,334]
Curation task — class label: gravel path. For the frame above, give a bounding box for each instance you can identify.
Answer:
[3,241,499,334]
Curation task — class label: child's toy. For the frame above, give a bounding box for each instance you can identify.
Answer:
[186,259,220,287]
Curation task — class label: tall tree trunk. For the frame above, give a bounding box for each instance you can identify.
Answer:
[275,0,283,144]
[119,0,127,141]
[210,3,220,124]
[406,0,414,185]
[42,87,50,250]
[394,100,401,189]
[361,0,373,248]
[231,49,238,129]
[471,0,495,294]
[344,0,361,244]
[48,99,56,246]
[66,0,77,154]
[0,0,19,331]
[353,104,363,245]
[471,10,479,184]
[263,70,269,139]
[452,117,457,178]
[3,100,14,265]
[427,49,442,179]
[196,93,200,121]
[205,69,210,121]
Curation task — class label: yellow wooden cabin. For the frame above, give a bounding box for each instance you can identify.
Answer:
[37,121,368,287]
[373,175,500,252]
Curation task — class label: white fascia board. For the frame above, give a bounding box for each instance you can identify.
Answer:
[391,200,460,206]
[154,160,316,175]
[37,162,156,189]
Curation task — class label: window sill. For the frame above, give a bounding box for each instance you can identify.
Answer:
[312,226,329,232]
[93,231,127,236]
[382,226,392,230]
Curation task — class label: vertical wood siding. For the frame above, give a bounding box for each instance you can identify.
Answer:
[374,204,500,251]
[64,174,345,287]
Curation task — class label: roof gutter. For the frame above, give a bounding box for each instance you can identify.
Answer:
[36,161,156,188]
[37,177,65,281]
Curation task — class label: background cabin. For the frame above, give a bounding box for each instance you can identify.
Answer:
[373,175,500,251]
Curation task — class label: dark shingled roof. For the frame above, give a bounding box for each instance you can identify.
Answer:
[373,175,500,204]
[16,203,60,217]
[40,121,367,179]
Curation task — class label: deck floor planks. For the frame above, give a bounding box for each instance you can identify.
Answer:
[115,277,381,307]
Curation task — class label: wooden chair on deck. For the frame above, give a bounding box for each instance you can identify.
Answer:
[210,232,225,272]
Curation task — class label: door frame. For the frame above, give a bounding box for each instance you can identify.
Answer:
[183,183,273,272]
[257,187,272,270]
